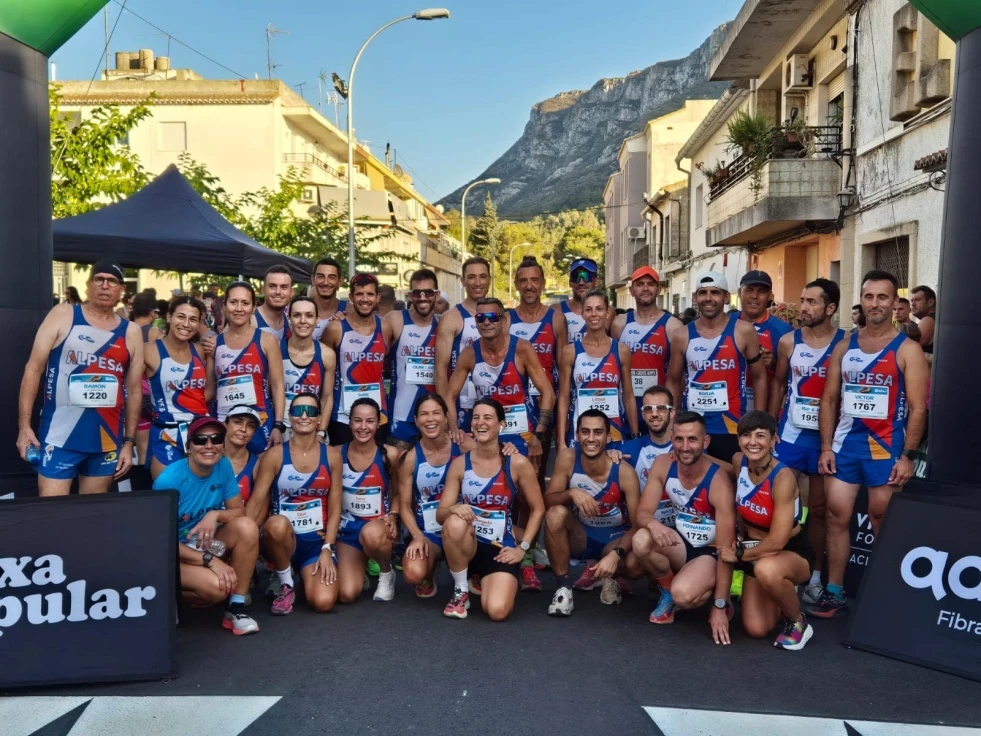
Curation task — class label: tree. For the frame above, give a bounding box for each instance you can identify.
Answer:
[468,192,498,259]
[554,223,606,286]
[50,86,154,218]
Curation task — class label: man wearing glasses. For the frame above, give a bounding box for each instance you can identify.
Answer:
[386,269,441,448]
[18,259,144,496]
[559,258,611,343]
[153,416,261,636]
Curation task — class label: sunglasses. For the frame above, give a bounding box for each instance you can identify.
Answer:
[289,404,322,418]
[642,404,673,414]
[409,288,437,299]
[190,433,225,446]
[571,269,594,284]
[475,312,502,324]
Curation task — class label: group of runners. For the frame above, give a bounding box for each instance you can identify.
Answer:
[17,253,929,650]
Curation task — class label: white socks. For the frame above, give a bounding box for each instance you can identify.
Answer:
[277,567,294,587]
[450,568,468,592]
[809,570,822,587]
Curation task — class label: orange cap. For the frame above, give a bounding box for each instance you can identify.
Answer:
[631,266,660,283]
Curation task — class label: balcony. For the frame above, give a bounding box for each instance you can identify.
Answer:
[632,245,650,271]
[282,152,346,182]
[706,126,842,247]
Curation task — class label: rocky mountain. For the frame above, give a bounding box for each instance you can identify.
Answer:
[439,25,730,218]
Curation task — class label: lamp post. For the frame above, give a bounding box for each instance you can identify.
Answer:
[460,177,501,261]
[508,241,532,305]
[343,9,450,284]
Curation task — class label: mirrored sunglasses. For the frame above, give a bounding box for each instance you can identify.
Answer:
[289,404,322,418]
[475,312,503,324]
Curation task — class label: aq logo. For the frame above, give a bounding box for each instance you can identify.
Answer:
[900,546,981,601]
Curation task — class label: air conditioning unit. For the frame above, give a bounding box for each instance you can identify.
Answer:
[301,186,316,203]
[627,226,646,240]
[785,54,812,91]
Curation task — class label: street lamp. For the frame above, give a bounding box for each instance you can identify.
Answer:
[460,177,501,261]
[508,241,532,305]
[342,9,450,283]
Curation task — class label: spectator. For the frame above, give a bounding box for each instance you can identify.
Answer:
[392,299,406,311]
[377,284,397,317]
[851,304,866,330]
[680,307,697,325]
[64,286,81,305]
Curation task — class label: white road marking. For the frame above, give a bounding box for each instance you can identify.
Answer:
[643,707,981,735]
[0,696,91,736]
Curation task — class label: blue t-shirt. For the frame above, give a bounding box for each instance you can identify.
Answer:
[152,456,240,543]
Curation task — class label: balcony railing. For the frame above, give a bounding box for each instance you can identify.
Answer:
[282,152,346,181]
[709,125,842,201]
[632,245,650,270]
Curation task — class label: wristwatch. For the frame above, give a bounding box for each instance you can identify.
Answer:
[317,430,328,440]
[903,449,917,460]
[273,421,287,433]
[518,540,531,552]
[713,597,728,610]
[612,546,626,560]
[202,552,214,568]
[321,543,335,554]
[735,544,744,560]
[122,436,137,446]
[533,430,546,442]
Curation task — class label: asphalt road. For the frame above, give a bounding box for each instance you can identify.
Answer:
[8,565,981,736]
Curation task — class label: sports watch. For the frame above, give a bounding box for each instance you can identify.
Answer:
[518,540,531,552]
[273,421,287,433]
[612,546,626,560]
[713,598,728,610]
[202,552,214,568]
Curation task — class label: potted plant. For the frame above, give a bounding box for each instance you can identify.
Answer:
[725,110,774,200]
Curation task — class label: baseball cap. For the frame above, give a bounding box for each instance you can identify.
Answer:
[225,405,261,427]
[570,258,598,275]
[694,271,729,292]
[631,266,660,283]
[187,416,226,437]
[740,270,773,289]
[90,258,124,282]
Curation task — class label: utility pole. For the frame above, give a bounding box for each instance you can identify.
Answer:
[265,23,289,79]
[294,81,306,100]
[103,6,109,76]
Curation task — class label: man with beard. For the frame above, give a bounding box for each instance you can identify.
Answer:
[619,385,675,490]
[386,269,440,448]
[321,273,395,445]
[666,271,766,462]
[544,410,643,616]
[769,279,845,607]
[807,270,929,619]
[559,258,612,343]
[310,257,349,341]
[910,285,937,356]
[436,257,491,433]
[254,265,294,341]
[631,412,737,644]
[730,270,792,412]
[612,267,682,420]
[893,297,913,326]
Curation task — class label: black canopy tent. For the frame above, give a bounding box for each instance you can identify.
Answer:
[52,165,311,281]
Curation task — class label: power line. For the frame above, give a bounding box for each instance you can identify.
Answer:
[109,0,249,79]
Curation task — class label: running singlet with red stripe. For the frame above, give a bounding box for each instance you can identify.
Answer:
[339,444,390,527]
[40,305,131,453]
[731,312,791,411]
[832,331,908,460]
[735,456,800,530]
[148,340,208,424]
[236,453,258,502]
[281,338,326,428]
[412,441,461,541]
[508,307,558,405]
[777,328,845,449]
[331,315,388,425]
[256,307,290,341]
[390,310,438,442]
[569,339,626,445]
[663,461,720,547]
[684,318,747,434]
[569,452,629,534]
[620,312,672,415]
[450,304,480,416]
[215,330,270,421]
[273,442,333,535]
[472,335,535,443]
[561,301,586,343]
[461,453,518,547]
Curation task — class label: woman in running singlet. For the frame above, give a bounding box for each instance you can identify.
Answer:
[718,411,815,651]
[437,398,545,622]
[145,297,213,479]
[336,398,402,605]
[223,405,261,502]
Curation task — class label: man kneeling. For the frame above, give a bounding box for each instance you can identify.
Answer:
[545,409,643,616]
[153,416,260,636]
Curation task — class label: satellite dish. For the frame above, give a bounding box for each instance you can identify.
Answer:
[394,164,405,177]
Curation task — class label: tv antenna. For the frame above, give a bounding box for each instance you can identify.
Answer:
[265,23,289,79]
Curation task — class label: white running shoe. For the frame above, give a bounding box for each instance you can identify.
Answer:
[802,581,824,605]
[600,577,622,606]
[374,569,396,601]
[548,586,574,616]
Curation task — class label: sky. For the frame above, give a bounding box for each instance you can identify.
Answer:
[51,0,743,203]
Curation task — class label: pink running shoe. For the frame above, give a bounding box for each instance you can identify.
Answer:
[520,565,543,592]
[573,564,600,591]
[415,578,437,598]
[443,589,470,619]
[616,577,634,596]
[271,584,295,615]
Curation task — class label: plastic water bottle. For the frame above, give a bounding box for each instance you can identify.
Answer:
[25,446,41,467]
[186,534,226,556]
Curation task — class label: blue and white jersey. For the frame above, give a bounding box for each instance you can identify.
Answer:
[569,452,629,532]
[390,310,438,431]
[450,304,480,410]
[460,453,517,547]
[312,299,348,341]
[256,306,289,341]
[620,434,673,489]
[412,441,461,537]
[561,301,586,343]
[472,335,535,439]
[272,442,333,537]
[777,329,845,449]
[148,339,208,425]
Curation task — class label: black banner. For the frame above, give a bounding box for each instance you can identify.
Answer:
[0,491,177,688]
[846,491,981,682]
[845,485,875,594]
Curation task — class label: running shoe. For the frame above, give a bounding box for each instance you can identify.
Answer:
[572,565,601,591]
[271,584,295,615]
[774,615,814,650]
[616,577,634,596]
[520,564,543,592]
[468,574,482,596]
[548,586,574,616]
[367,559,381,577]
[649,589,675,624]
[373,569,396,601]
[415,578,437,598]
[600,577,622,606]
[804,589,848,618]
[443,589,470,619]
[802,581,824,605]
[264,576,283,601]
[222,604,260,636]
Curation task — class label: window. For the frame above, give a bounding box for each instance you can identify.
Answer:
[158,121,186,151]
[695,185,704,229]
[827,94,844,127]
[873,236,910,294]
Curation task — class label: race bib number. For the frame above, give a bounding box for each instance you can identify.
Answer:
[689,381,729,413]
[503,404,529,435]
[580,502,624,529]
[282,499,324,533]
[342,486,383,518]
[470,507,506,544]
[576,388,619,420]
[420,500,441,534]
[631,369,659,395]
[342,383,383,413]
[843,384,888,420]
[68,374,119,408]
[217,375,257,411]
[654,497,677,527]
[675,511,716,547]
[406,357,435,385]
[791,396,821,429]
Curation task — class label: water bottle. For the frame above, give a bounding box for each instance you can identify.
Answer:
[25,446,41,467]
[186,534,226,556]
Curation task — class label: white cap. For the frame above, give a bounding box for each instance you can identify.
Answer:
[439,290,449,302]
[694,270,729,292]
